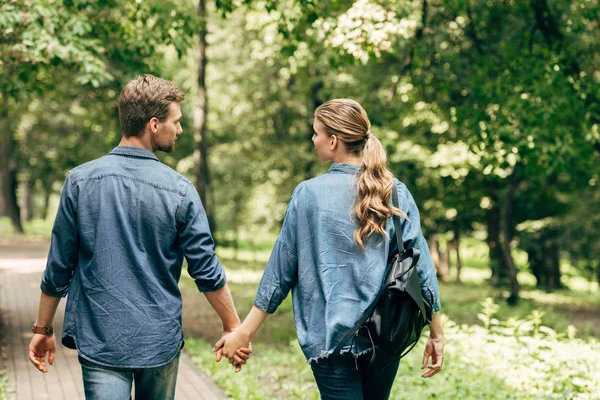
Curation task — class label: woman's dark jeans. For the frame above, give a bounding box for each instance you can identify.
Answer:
[310,352,400,400]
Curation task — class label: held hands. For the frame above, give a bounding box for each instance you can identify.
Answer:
[421,336,444,378]
[29,334,56,373]
[214,330,252,373]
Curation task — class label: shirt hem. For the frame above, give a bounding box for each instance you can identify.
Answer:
[69,334,184,369]
[306,346,373,365]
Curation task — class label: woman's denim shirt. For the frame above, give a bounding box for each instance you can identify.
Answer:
[254,163,441,364]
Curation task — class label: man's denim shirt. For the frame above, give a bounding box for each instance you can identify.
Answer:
[254,163,441,364]
[41,146,226,368]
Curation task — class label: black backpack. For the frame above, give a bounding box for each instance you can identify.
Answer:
[333,184,433,361]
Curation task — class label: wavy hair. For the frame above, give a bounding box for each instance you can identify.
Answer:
[314,99,407,250]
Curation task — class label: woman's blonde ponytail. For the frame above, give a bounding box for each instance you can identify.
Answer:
[314,99,405,251]
[353,134,405,250]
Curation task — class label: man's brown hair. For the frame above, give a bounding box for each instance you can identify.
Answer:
[118,74,185,138]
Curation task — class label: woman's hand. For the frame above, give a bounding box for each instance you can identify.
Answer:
[422,313,444,378]
[215,330,252,373]
[421,336,444,378]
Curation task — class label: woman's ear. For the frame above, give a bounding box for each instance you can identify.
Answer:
[330,135,337,150]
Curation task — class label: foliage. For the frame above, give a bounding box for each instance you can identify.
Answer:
[186,298,600,399]
[4,0,599,288]
[0,371,5,400]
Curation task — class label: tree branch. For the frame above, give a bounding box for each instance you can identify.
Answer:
[385,0,427,107]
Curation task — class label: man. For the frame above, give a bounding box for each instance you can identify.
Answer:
[28,74,248,399]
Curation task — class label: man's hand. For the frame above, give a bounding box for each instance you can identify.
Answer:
[215,330,252,373]
[29,334,56,373]
[421,336,444,378]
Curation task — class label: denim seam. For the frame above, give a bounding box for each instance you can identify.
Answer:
[175,182,193,227]
[69,172,80,203]
[77,173,186,195]
[108,151,159,161]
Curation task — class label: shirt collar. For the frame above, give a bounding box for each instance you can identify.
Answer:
[108,146,159,162]
[328,163,361,174]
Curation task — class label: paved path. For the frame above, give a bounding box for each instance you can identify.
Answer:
[0,238,227,400]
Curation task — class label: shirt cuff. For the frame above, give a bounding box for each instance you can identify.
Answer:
[194,273,227,292]
[253,282,280,314]
[423,284,441,314]
[40,279,69,298]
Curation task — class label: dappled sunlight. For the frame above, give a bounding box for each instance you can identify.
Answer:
[224,269,263,284]
[453,265,490,284]
[522,289,600,309]
[443,319,600,397]
[216,248,270,265]
[2,0,598,398]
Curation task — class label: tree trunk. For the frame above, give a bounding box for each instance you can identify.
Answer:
[0,112,24,233]
[453,229,462,283]
[500,173,520,304]
[232,227,239,261]
[487,200,506,287]
[41,182,52,220]
[232,195,242,261]
[439,242,450,283]
[528,246,544,288]
[22,176,35,221]
[529,230,562,290]
[429,234,441,272]
[542,232,562,290]
[430,234,449,283]
[194,0,215,233]
[303,79,323,180]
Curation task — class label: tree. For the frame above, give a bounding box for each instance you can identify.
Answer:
[0,0,199,232]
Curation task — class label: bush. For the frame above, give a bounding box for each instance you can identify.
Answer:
[187,299,600,399]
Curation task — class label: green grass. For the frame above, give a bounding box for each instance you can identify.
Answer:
[0,372,6,400]
[181,246,600,399]
[0,217,54,239]
[4,219,599,398]
[209,250,600,341]
[181,251,600,399]
[186,335,526,400]
[186,339,318,400]
[186,311,600,400]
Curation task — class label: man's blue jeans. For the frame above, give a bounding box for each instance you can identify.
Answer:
[78,352,180,400]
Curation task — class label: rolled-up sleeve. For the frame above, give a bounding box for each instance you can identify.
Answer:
[254,187,300,314]
[176,184,226,292]
[395,181,442,313]
[41,173,79,298]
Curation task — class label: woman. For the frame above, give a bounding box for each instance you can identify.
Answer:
[216,99,444,399]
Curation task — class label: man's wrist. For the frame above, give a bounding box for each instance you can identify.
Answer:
[32,323,54,336]
[223,322,241,333]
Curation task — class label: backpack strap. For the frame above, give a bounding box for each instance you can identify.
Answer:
[332,183,404,357]
[391,183,405,254]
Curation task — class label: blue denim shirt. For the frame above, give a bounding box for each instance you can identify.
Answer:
[41,146,226,368]
[254,163,441,363]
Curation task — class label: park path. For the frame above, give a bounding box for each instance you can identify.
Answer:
[0,238,227,400]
